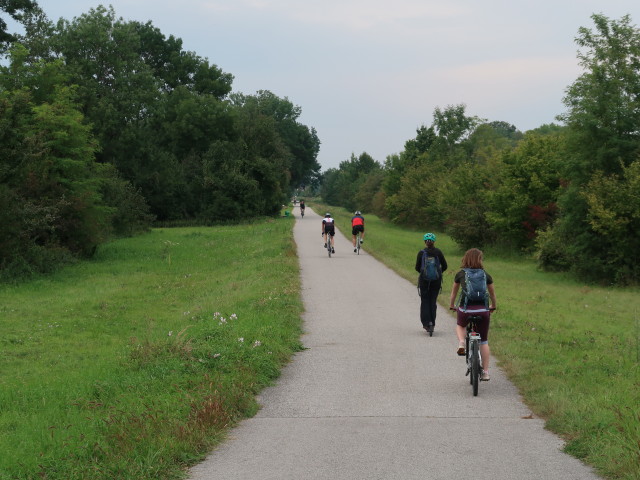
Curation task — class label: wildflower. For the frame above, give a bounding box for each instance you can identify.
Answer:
[238,337,244,342]
[168,331,173,336]
[252,340,262,348]
[213,353,221,358]
[230,313,238,320]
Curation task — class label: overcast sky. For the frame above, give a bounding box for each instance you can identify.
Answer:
[30,1,640,170]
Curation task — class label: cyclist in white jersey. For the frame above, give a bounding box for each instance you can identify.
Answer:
[322,213,335,254]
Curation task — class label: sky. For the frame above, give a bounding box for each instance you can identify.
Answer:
[25,1,640,170]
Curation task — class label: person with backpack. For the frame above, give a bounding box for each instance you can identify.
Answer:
[414,233,448,335]
[448,248,497,381]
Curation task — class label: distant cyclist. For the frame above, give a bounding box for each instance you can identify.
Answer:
[299,199,305,217]
[322,213,335,254]
[351,211,365,252]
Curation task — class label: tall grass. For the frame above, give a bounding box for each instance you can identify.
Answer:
[0,217,302,479]
[312,201,639,480]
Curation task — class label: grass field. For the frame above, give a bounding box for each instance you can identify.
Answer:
[1,204,639,479]
[313,202,639,480]
[0,217,302,479]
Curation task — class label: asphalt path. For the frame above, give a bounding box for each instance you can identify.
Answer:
[189,207,601,480]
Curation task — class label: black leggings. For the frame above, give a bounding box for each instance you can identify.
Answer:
[419,282,440,328]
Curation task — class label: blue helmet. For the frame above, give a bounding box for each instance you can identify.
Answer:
[423,233,436,242]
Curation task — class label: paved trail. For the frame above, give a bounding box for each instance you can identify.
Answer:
[189,207,600,480]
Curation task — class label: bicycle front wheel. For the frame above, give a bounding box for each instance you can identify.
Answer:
[471,341,480,396]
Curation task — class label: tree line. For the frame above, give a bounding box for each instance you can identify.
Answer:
[320,14,640,285]
[0,2,320,279]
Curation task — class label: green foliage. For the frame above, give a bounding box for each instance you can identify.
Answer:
[485,132,565,250]
[383,158,448,228]
[320,152,382,211]
[5,4,320,227]
[439,161,498,249]
[0,44,153,279]
[582,160,640,284]
[538,14,640,283]
[0,0,37,47]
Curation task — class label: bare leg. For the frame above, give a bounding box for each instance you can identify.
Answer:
[480,344,491,371]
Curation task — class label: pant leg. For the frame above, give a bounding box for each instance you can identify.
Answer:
[419,282,440,327]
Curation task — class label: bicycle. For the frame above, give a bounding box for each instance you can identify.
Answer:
[355,231,361,255]
[324,232,333,257]
[451,307,495,396]
[300,207,305,218]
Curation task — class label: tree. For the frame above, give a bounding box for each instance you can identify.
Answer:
[0,0,37,49]
[582,160,640,284]
[485,132,565,250]
[231,90,320,189]
[539,14,640,283]
[0,44,152,277]
[559,13,640,181]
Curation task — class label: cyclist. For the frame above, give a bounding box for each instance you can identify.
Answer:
[351,211,365,252]
[322,213,335,254]
[415,233,447,334]
[299,199,305,217]
[448,248,497,381]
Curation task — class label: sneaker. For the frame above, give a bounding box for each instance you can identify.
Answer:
[457,342,465,356]
[354,248,357,253]
[324,243,327,248]
[481,371,490,381]
[360,239,364,244]
[331,248,335,253]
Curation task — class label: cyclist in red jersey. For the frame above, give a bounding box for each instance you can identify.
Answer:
[351,211,365,252]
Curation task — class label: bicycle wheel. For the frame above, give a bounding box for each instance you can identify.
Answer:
[356,233,360,254]
[471,341,480,396]
[327,237,332,257]
[466,337,472,384]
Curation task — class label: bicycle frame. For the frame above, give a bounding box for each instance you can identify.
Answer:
[465,316,483,396]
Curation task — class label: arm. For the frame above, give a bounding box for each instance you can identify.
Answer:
[415,251,423,273]
[449,282,460,309]
[487,283,497,309]
[440,251,448,272]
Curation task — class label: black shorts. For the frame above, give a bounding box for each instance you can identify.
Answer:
[352,225,364,235]
[324,228,335,236]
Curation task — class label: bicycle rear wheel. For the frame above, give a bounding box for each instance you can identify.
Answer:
[356,233,360,254]
[327,237,332,257]
[471,341,480,396]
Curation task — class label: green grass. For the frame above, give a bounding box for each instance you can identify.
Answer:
[311,201,640,480]
[0,218,302,479]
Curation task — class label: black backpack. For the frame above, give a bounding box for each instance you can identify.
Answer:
[420,249,442,282]
[461,268,488,311]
